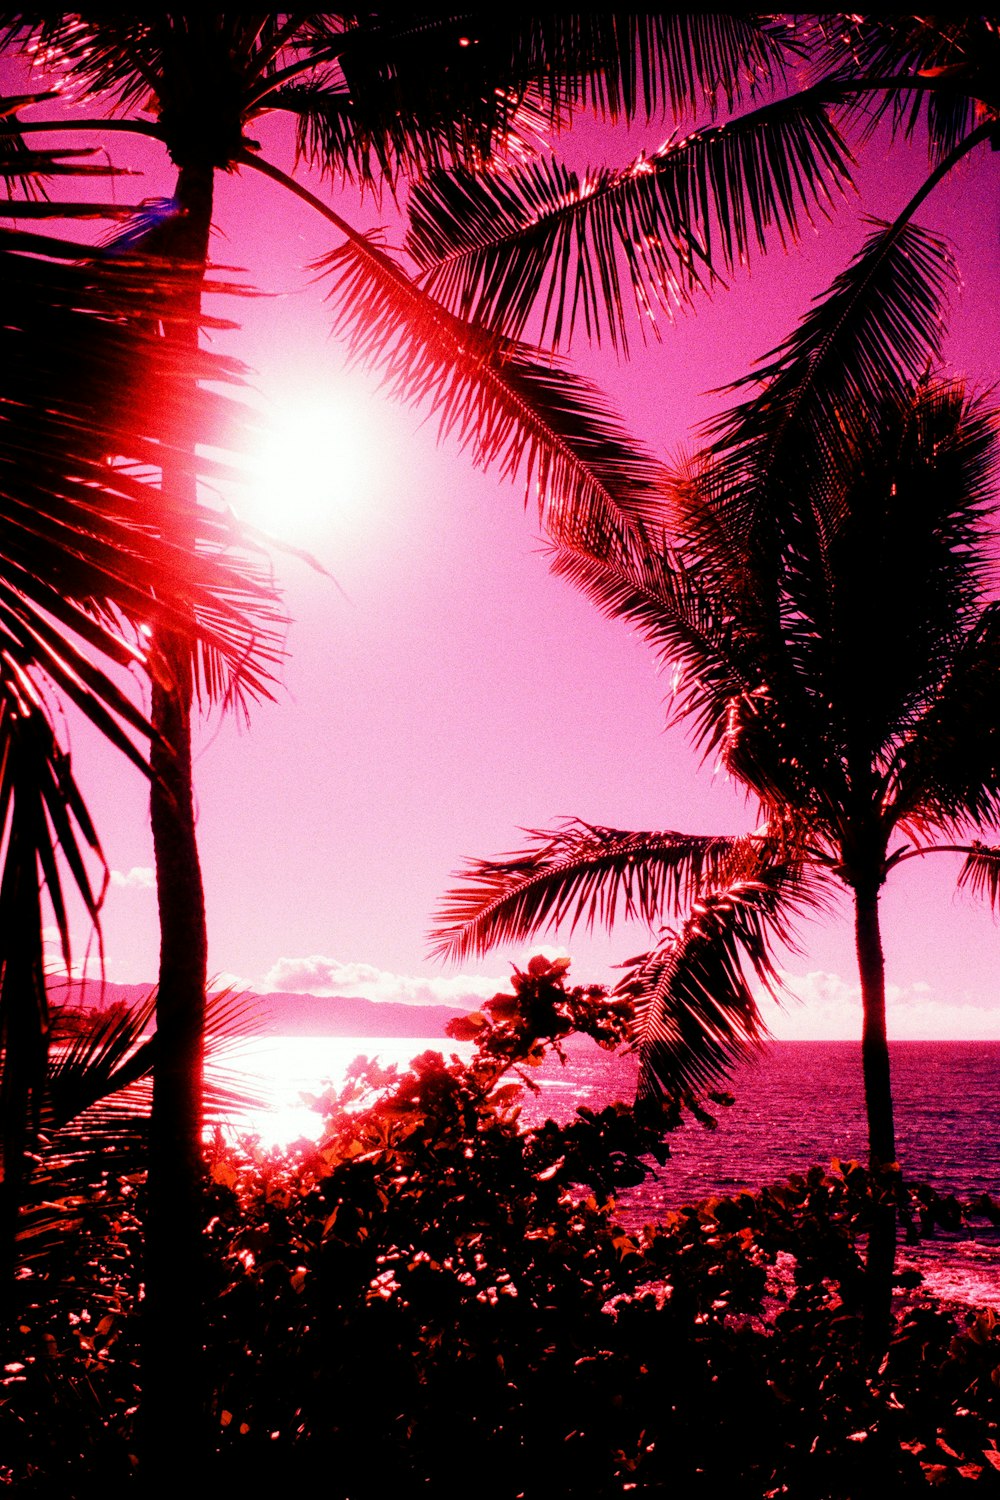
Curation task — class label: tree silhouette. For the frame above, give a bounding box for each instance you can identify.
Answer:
[0,101,278,1305]
[404,16,999,364]
[4,12,789,1480]
[433,232,1000,1345]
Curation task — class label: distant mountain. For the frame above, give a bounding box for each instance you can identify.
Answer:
[46,979,469,1038]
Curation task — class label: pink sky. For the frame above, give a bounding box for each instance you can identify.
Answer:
[35,80,1000,1039]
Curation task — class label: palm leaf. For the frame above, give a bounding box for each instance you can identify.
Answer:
[430,820,759,963]
[15,986,264,1262]
[820,383,999,779]
[550,536,754,737]
[0,214,284,712]
[312,223,666,553]
[892,602,1000,837]
[0,669,109,1229]
[704,216,958,537]
[620,857,822,1097]
[406,89,853,353]
[958,841,1000,910]
[809,15,995,167]
[549,538,846,823]
[43,989,157,1128]
[15,15,793,195]
[281,14,797,190]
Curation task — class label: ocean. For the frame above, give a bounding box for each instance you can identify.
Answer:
[225,1035,1000,1309]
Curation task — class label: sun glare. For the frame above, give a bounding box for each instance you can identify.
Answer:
[243,395,377,540]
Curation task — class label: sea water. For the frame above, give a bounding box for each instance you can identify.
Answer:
[223,1035,1000,1308]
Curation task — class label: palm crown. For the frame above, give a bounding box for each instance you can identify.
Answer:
[432,231,1000,1147]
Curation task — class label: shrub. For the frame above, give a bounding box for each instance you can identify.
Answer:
[3,957,1000,1496]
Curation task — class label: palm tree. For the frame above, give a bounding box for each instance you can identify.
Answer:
[3,12,792,1474]
[431,227,1000,1347]
[0,96,279,1300]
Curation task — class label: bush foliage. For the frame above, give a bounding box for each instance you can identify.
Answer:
[3,958,1000,1496]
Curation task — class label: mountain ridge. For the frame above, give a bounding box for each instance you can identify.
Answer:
[46,979,469,1038]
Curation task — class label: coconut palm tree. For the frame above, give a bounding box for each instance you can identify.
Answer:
[431,221,1000,1347]
[0,96,279,1299]
[3,12,795,1474]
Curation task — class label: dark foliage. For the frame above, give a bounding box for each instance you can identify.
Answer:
[1,960,998,1496]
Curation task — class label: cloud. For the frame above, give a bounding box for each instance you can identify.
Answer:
[110,866,156,890]
[761,969,1000,1040]
[260,953,544,1009]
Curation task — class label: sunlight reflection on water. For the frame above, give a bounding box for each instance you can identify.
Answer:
[218,1034,473,1147]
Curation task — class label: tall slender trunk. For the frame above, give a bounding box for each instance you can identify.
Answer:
[141,162,213,1486]
[0,792,52,1318]
[854,879,897,1355]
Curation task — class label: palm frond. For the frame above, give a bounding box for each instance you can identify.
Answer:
[14,986,264,1260]
[15,14,793,194]
[406,89,853,353]
[6,16,167,114]
[0,100,130,198]
[809,14,995,167]
[0,215,285,714]
[43,989,156,1128]
[0,666,110,1215]
[697,377,1000,820]
[286,14,797,189]
[705,216,957,536]
[313,225,666,553]
[548,538,847,826]
[958,840,1000,910]
[619,858,822,1097]
[430,820,760,963]
[489,13,795,122]
[822,382,1000,776]
[549,537,751,734]
[892,600,1000,836]
[40,983,262,1144]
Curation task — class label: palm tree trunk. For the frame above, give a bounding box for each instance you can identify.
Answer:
[854,879,897,1355]
[141,162,213,1486]
[0,802,51,1318]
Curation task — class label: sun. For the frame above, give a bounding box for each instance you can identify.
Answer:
[241,393,376,539]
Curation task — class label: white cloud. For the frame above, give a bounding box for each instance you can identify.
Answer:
[260,953,521,1008]
[110,866,156,890]
[761,969,1000,1040]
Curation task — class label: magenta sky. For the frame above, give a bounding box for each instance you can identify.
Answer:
[38,79,1000,1038]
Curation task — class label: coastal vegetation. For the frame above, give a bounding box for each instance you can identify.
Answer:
[0,11,998,1496]
[3,961,1000,1494]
